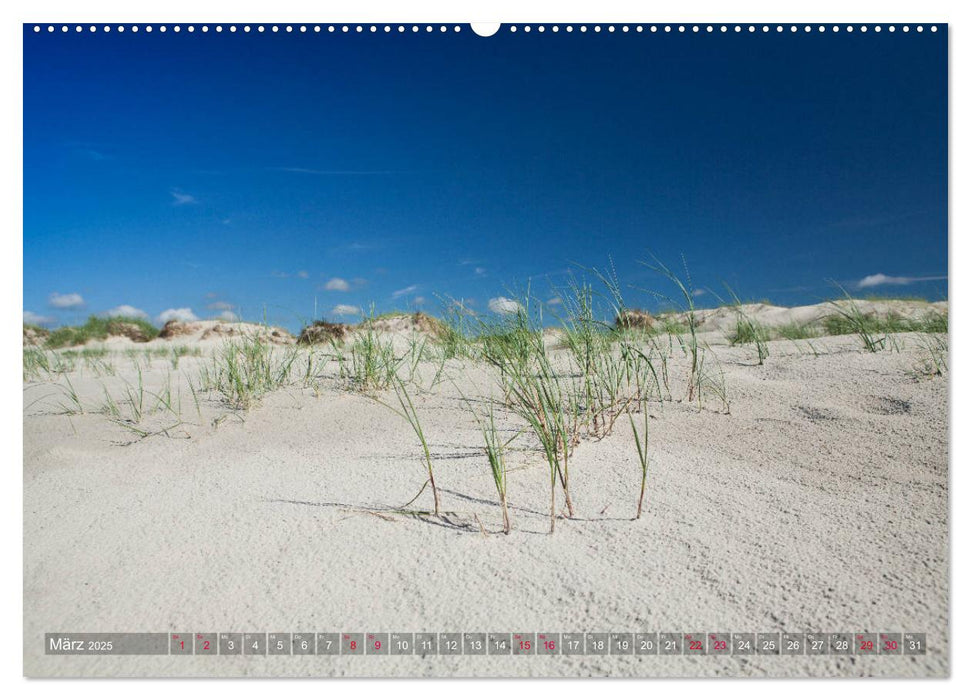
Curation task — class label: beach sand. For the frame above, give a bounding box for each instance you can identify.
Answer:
[23,313,949,677]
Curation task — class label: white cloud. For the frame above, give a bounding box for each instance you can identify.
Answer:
[48,292,84,309]
[857,273,948,289]
[81,148,110,161]
[474,267,486,276]
[489,296,524,315]
[392,284,418,299]
[217,310,239,322]
[171,189,197,205]
[104,304,148,319]
[297,270,309,279]
[330,304,361,317]
[207,300,234,311]
[325,277,350,291]
[414,296,426,306]
[157,307,199,324]
[692,288,706,298]
[24,311,55,326]
[546,296,562,306]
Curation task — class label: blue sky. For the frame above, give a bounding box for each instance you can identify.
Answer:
[23,25,947,331]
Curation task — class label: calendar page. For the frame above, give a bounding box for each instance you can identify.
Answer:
[21,14,949,679]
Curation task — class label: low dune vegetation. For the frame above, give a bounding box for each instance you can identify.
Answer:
[41,315,160,348]
[22,258,948,534]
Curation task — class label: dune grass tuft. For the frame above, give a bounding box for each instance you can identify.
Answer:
[910,333,948,378]
[723,286,769,364]
[334,311,404,393]
[629,397,649,520]
[378,376,441,516]
[44,316,159,349]
[199,334,299,410]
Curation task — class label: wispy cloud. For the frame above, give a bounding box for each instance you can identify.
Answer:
[157,308,198,324]
[103,304,148,319]
[271,167,399,176]
[80,148,110,161]
[546,296,562,306]
[216,310,239,322]
[331,304,361,317]
[48,292,84,309]
[857,273,947,289]
[24,310,56,326]
[458,260,487,277]
[391,284,419,299]
[206,300,235,311]
[692,289,707,298]
[324,277,351,292]
[331,240,384,254]
[171,189,197,206]
[489,297,523,315]
[273,269,312,280]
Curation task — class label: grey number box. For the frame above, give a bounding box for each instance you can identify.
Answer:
[829,633,852,655]
[708,633,730,655]
[904,633,926,655]
[171,633,193,655]
[562,633,585,655]
[195,633,217,655]
[367,633,389,655]
[660,632,682,655]
[341,633,364,655]
[438,633,460,655]
[537,633,559,655]
[782,633,805,655]
[636,633,658,655]
[464,633,486,655]
[611,633,634,655]
[391,633,414,655]
[438,633,461,655]
[316,633,339,655]
[489,633,511,655]
[805,633,827,655]
[879,633,902,655]
[586,633,609,655]
[417,633,440,655]
[268,633,291,655]
[758,632,780,655]
[732,633,755,655]
[219,633,242,655]
[684,632,706,655]
[513,633,535,655]
[293,633,315,655]
[244,633,266,655]
[855,633,877,655]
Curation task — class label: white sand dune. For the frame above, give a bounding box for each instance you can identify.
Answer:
[662,299,948,336]
[22,312,948,677]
